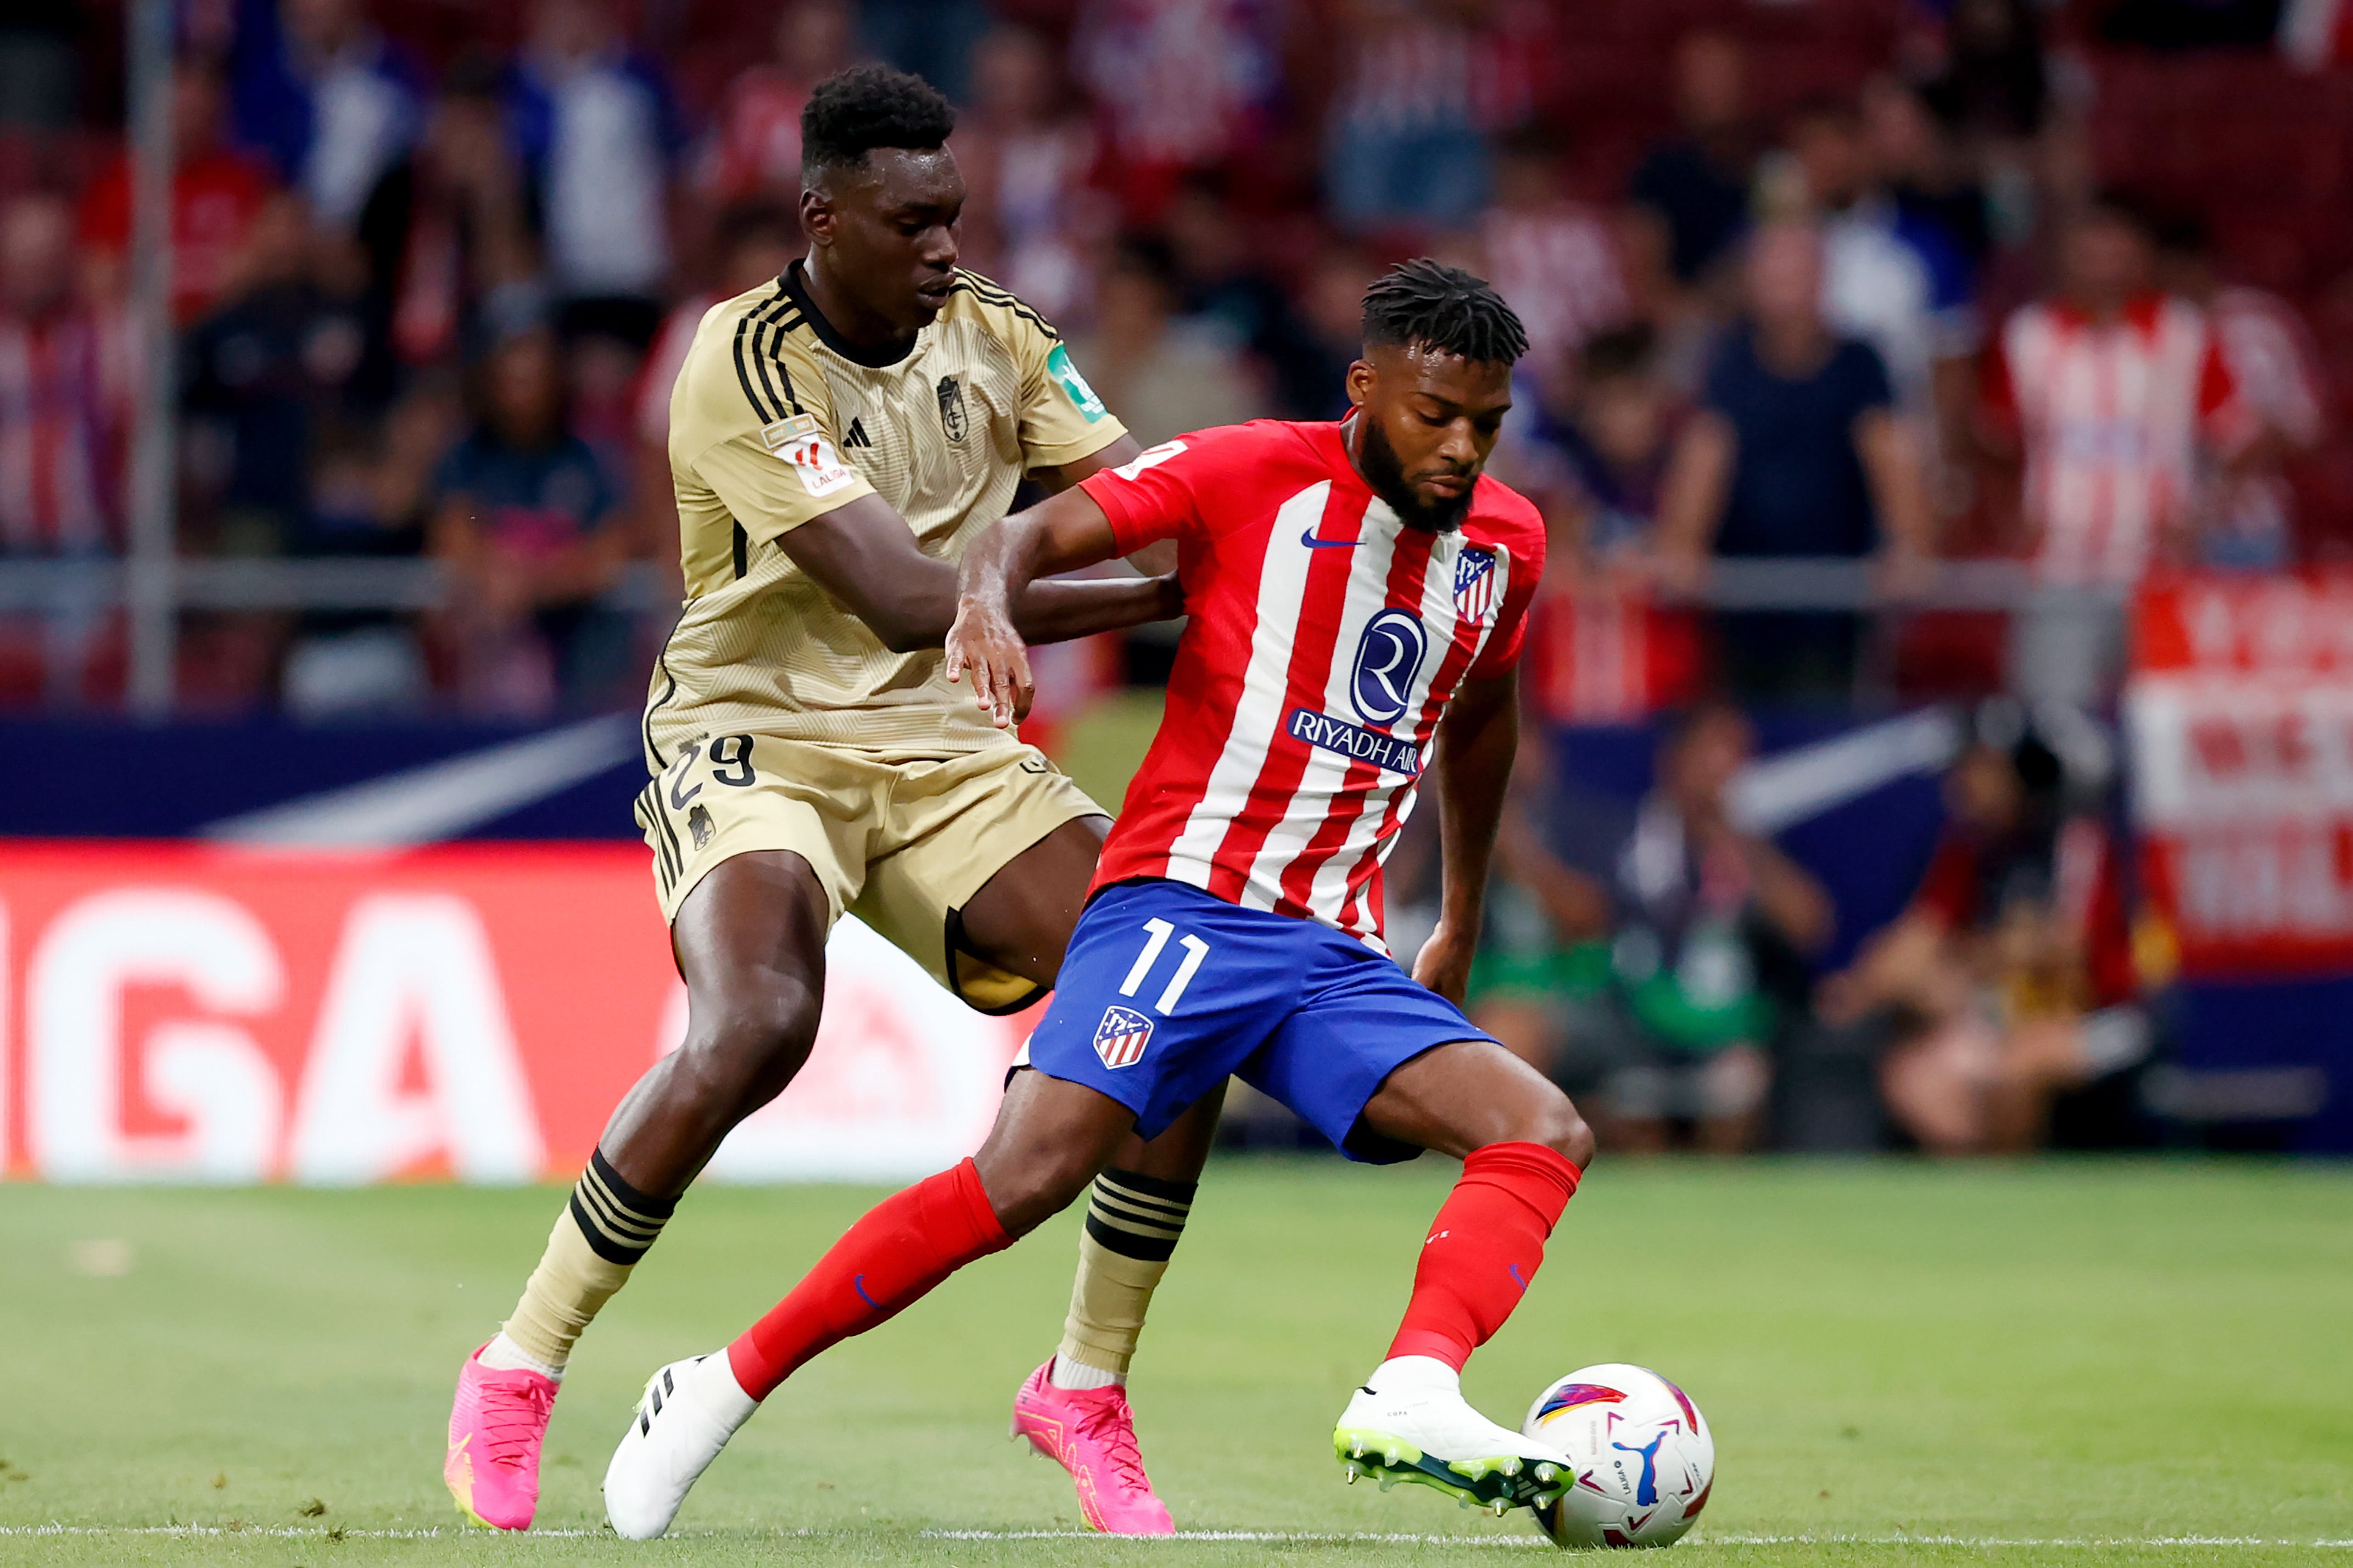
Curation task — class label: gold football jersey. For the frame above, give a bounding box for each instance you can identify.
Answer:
[646,261,1127,764]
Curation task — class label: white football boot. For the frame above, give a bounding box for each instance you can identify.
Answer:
[602,1352,757,1539]
[1333,1356,1572,1515]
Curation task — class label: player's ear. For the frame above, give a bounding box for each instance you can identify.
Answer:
[1345,358,1374,410]
[799,184,834,246]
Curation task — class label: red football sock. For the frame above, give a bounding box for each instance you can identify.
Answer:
[727,1158,1010,1400]
[1387,1141,1581,1370]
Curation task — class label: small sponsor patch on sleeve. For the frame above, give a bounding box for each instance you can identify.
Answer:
[1047,343,1110,423]
[767,425,857,497]
[758,413,821,451]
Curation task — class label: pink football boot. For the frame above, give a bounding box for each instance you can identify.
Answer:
[445,1342,558,1530]
[1010,1359,1175,1536]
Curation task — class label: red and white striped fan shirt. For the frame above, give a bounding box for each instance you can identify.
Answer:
[1078,419,1545,949]
[1983,293,2253,586]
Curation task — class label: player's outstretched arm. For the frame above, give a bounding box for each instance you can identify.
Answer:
[1412,670,1521,1005]
[774,492,1177,656]
[946,485,1127,728]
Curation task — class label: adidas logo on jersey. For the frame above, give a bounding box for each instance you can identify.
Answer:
[842,418,873,449]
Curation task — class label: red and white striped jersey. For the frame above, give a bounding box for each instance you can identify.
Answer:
[1078,419,1545,948]
[1983,293,2253,586]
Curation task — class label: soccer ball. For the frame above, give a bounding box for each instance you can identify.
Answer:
[1522,1364,1714,1548]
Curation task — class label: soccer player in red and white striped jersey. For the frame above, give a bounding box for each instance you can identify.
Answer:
[602,262,1599,1537]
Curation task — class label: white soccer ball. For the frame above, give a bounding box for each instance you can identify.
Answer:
[1522,1364,1714,1548]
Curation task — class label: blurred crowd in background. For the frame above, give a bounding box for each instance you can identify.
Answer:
[4,0,2350,1153]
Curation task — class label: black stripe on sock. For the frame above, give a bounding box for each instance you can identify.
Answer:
[575,1174,665,1248]
[590,1149,678,1220]
[1097,1167,1198,1205]
[1085,1210,1181,1263]
[569,1193,646,1265]
[1087,1192,1188,1239]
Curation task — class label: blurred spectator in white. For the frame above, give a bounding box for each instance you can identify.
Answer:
[0,192,126,706]
[694,0,855,209]
[230,0,424,234]
[1073,0,1284,222]
[504,0,683,346]
[1478,126,1629,399]
[1862,74,1993,278]
[1979,193,2253,712]
[633,202,801,577]
[382,57,544,371]
[1780,95,1980,499]
[2153,212,2328,570]
[1322,0,1491,233]
[1067,236,1264,447]
[955,24,1103,321]
[80,59,280,323]
[1628,30,1759,289]
[1475,703,1831,1154]
[182,194,377,556]
[1818,720,2147,1155]
[430,323,630,716]
[1656,221,1934,704]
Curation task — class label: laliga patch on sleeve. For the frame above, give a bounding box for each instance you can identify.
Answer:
[1046,343,1110,424]
[762,416,857,497]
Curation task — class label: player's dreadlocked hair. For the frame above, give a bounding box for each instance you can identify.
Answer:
[1360,259,1529,367]
[801,65,956,180]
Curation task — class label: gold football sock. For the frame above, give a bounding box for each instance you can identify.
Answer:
[499,1149,677,1373]
[1053,1168,1197,1388]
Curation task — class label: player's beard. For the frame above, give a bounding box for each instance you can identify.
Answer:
[1356,416,1475,534]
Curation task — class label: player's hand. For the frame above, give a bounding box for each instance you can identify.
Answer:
[944,595,1034,729]
[1411,920,1478,1007]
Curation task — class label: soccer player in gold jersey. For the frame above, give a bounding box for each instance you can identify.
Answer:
[444,66,1215,1536]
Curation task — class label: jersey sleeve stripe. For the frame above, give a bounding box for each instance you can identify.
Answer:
[745,293,804,419]
[730,304,776,422]
[947,277,1061,341]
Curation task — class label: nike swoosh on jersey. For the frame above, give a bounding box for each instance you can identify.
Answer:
[1300,529,1360,549]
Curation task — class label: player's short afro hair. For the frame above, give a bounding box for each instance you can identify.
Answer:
[801,65,957,180]
[1361,259,1528,367]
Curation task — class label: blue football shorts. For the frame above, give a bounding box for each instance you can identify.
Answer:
[1018,878,1497,1162]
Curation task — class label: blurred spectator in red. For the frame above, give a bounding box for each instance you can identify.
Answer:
[1980,193,2253,711]
[80,59,280,323]
[0,192,126,705]
[382,57,543,370]
[503,0,683,348]
[230,0,426,236]
[1819,719,2149,1154]
[1628,30,1758,289]
[1475,703,1831,1153]
[429,323,629,716]
[1478,127,1629,399]
[955,24,1103,322]
[1072,0,1284,222]
[1782,95,1980,500]
[1655,221,1934,704]
[1322,0,1491,233]
[692,0,855,209]
[633,201,801,575]
[182,193,380,556]
[2153,212,2329,571]
[1067,236,1264,446]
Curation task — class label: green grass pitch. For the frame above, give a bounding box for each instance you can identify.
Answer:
[2,1158,2348,1566]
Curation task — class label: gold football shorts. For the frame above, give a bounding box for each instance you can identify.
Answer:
[635,732,1105,1013]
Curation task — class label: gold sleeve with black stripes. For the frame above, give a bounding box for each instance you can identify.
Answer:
[673,292,875,550]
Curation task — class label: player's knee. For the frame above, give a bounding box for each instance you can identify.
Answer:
[677,981,823,1111]
[1528,1091,1597,1171]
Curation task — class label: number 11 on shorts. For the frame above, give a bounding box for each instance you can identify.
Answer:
[1118,918,1210,1016]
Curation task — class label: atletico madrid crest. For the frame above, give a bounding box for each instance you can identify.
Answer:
[1093,1004,1154,1069]
[1455,546,1498,624]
